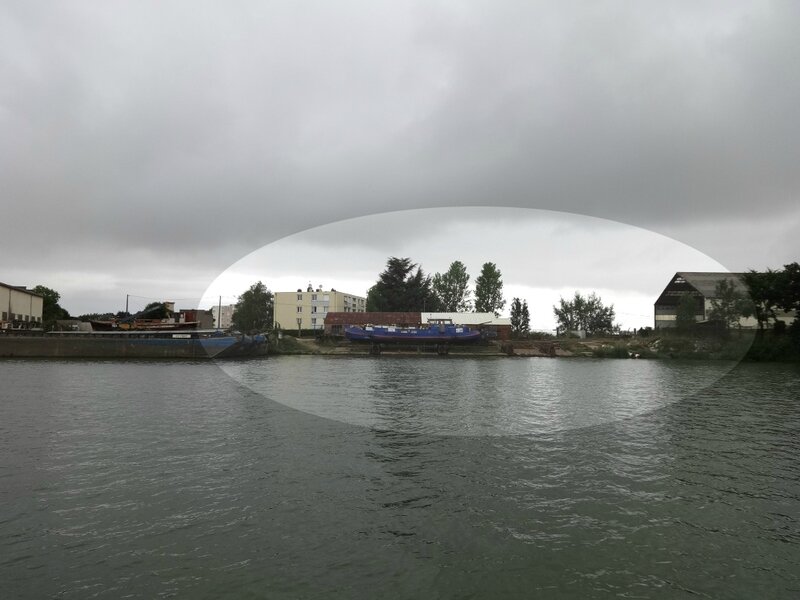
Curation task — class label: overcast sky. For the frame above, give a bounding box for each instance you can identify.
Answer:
[2,1,798,326]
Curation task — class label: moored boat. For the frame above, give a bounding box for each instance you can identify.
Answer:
[345,320,482,344]
[0,329,268,359]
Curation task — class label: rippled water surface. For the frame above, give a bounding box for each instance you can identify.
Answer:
[1,357,799,599]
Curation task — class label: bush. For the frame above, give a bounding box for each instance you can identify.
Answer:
[590,343,655,359]
[745,330,800,361]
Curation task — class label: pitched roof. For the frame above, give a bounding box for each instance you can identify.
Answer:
[676,272,747,297]
[0,282,43,297]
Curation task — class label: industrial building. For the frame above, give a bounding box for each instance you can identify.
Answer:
[274,284,366,331]
[1,282,44,330]
[653,272,759,329]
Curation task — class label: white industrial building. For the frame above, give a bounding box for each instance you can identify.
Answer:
[1,282,44,330]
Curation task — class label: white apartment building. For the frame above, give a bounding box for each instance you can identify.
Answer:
[211,304,235,329]
[274,284,366,331]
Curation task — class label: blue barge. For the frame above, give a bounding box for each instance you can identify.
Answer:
[345,320,482,344]
[0,330,268,359]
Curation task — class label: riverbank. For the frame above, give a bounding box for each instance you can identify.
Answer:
[269,332,800,361]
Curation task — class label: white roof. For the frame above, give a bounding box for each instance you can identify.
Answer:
[421,312,511,326]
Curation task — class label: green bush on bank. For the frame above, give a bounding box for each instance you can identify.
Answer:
[269,335,309,355]
[591,343,656,359]
[650,329,800,362]
[744,333,800,362]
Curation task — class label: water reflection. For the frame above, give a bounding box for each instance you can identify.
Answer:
[223,356,739,436]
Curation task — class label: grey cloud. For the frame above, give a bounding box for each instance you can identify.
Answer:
[1,1,797,312]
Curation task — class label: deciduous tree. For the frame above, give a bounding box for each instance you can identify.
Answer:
[553,292,616,336]
[675,294,699,332]
[432,261,471,312]
[474,262,505,317]
[709,278,752,330]
[232,281,274,332]
[510,297,531,337]
[140,302,171,320]
[743,269,784,331]
[32,285,69,330]
[521,300,531,335]
[779,262,800,314]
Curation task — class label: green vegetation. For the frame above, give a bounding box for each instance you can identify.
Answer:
[432,260,471,312]
[709,279,754,330]
[269,334,310,355]
[78,311,130,322]
[366,257,438,312]
[553,292,616,336]
[744,332,800,362]
[743,262,800,331]
[510,297,530,338]
[591,343,654,359]
[232,281,274,333]
[474,262,505,316]
[363,257,508,315]
[675,294,699,332]
[139,302,171,320]
[739,262,800,358]
[32,285,70,330]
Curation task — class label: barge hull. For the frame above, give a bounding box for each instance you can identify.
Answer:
[0,334,268,359]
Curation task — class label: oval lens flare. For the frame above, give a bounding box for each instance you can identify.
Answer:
[204,207,749,436]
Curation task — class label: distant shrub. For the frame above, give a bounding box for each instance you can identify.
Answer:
[593,343,633,359]
[745,333,800,362]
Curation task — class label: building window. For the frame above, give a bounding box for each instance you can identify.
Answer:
[312,294,317,301]
[312,306,317,313]
[296,306,302,313]
[311,318,317,325]
[1,312,6,320]
[297,294,302,301]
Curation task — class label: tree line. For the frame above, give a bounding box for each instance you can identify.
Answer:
[362,256,619,338]
[227,257,516,334]
[229,256,621,338]
[742,262,800,334]
[365,257,508,316]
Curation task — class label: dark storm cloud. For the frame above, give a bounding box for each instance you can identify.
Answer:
[1,1,798,311]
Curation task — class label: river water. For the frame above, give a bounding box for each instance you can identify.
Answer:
[1,357,798,599]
